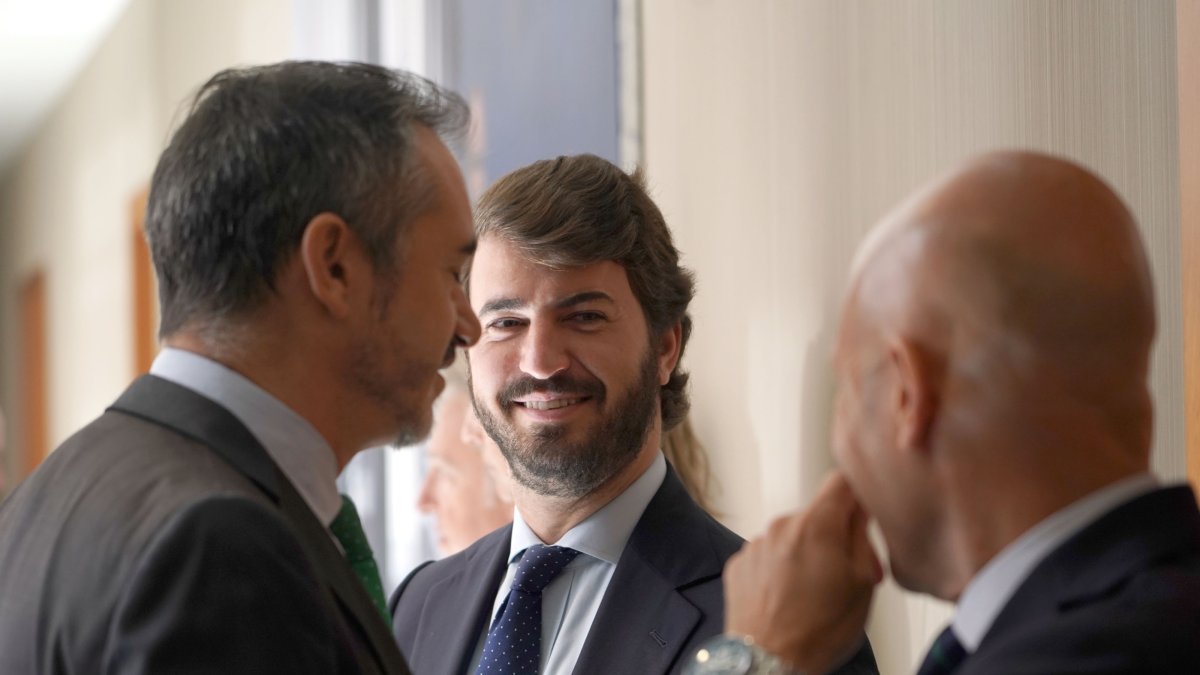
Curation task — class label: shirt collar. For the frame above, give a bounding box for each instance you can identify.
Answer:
[508,451,667,565]
[149,347,342,527]
[952,472,1159,651]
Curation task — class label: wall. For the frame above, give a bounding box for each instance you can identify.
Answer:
[0,0,292,488]
[641,1,1181,672]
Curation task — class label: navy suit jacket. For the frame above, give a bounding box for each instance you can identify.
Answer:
[391,465,878,674]
[0,375,409,674]
[959,485,1200,674]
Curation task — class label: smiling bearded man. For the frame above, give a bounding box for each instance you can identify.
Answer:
[389,154,878,675]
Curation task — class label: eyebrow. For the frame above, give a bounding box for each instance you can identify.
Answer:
[553,291,614,310]
[477,291,615,317]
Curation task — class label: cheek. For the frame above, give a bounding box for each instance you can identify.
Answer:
[468,347,509,396]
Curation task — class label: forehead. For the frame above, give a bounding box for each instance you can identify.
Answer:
[468,237,638,310]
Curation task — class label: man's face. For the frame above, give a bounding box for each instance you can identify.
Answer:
[832,294,936,593]
[346,127,481,447]
[418,389,513,555]
[467,237,668,499]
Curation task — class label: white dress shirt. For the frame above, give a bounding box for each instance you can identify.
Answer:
[951,472,1160,651]
[468,451,668,675]
[149,347,342,528]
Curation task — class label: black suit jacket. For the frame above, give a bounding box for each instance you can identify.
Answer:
[959,485,1200,674]
[390,465,878,674]
[0,375,410,674]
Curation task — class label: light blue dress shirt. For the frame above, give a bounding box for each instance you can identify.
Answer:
[468,451,667,675]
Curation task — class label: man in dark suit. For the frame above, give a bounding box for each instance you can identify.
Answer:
[391,154,877,674]
[0,61,481,674]
[694,151,1200,674]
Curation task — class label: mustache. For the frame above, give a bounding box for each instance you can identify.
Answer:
[498,373,605,406]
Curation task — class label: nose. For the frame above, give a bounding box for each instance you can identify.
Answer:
[454,286,482,349]
[416,466,438,513]
[519,320,569,381]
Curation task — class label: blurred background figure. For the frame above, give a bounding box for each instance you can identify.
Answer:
[418,365,514,556]
[663,416,718,516]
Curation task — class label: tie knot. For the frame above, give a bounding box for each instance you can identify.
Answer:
[916,625,967,675]
[511,544,579,595]
[330,494,373,564]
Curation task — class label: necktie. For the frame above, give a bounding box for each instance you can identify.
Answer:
[916,625,968,675]
[475,544,580,675]
[329,494,390,626]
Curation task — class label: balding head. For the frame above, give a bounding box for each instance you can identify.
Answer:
[851,151,1154,453]
[833,151,1157,597]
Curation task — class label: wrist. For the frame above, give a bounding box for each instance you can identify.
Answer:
[685,633,805,675]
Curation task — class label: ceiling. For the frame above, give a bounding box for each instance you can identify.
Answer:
[0,0,130,174]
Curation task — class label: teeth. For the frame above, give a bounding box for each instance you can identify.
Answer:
[524,398,581,411]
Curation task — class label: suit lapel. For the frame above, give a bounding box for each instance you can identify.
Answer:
[411,526,513,674]
[273,467,411,675]
[572,467,726,675]
[109,375,410,675]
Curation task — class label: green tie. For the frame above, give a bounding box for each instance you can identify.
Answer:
[329,494,391,626]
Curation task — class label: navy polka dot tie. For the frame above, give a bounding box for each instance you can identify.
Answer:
[475,544,580,674]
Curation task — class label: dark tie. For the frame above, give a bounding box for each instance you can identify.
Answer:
[475,544,581,675]
[329,494,390,626]
[916,625,968,675]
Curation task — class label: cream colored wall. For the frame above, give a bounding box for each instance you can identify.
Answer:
[0,0,292,483]
[641,1,1181,673]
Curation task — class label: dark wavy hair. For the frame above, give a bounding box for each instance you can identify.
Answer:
[466,154,696,431]
[146,61,468,337]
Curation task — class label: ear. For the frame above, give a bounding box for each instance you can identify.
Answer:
[298,212,364,320]
[887,337,941,453]
[655,321,684,386]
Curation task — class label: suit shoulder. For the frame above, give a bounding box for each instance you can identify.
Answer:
[106,496,342,673]
[393,526,509,606]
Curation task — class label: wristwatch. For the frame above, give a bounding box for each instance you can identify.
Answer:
[684,634,802,675]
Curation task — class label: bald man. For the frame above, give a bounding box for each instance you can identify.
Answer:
[685,151,1200,674]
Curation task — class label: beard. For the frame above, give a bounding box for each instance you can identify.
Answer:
[471,347,660,500]
[347,283,460,448]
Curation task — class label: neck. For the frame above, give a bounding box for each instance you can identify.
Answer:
[164,328,361,470]
[515,441,659,544]
[938,447,1146,601]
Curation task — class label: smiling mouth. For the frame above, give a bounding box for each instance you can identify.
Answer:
[519,398,587,411]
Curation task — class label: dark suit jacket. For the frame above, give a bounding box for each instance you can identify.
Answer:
[390,465,877,674]
[959,485,1200,674]
[0,375,410,675]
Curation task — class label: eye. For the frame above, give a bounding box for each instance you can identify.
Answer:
[567,311,606,325]
[488,317,525,331]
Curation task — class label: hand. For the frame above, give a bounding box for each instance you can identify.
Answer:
[724,471,883,674]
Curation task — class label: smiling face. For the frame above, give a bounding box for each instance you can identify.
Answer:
[346,127,481,448]
[466,236,675,499]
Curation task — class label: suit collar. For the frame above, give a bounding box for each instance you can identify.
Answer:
[109,375,409,674]
[149,347,342,526]
[982,486,1200,648]
[571,464,731,673]
[109,374,280,497]
[953,474,1159,651]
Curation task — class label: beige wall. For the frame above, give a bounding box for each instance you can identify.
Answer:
[0,0,292,485]
[641,1,1181,672]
